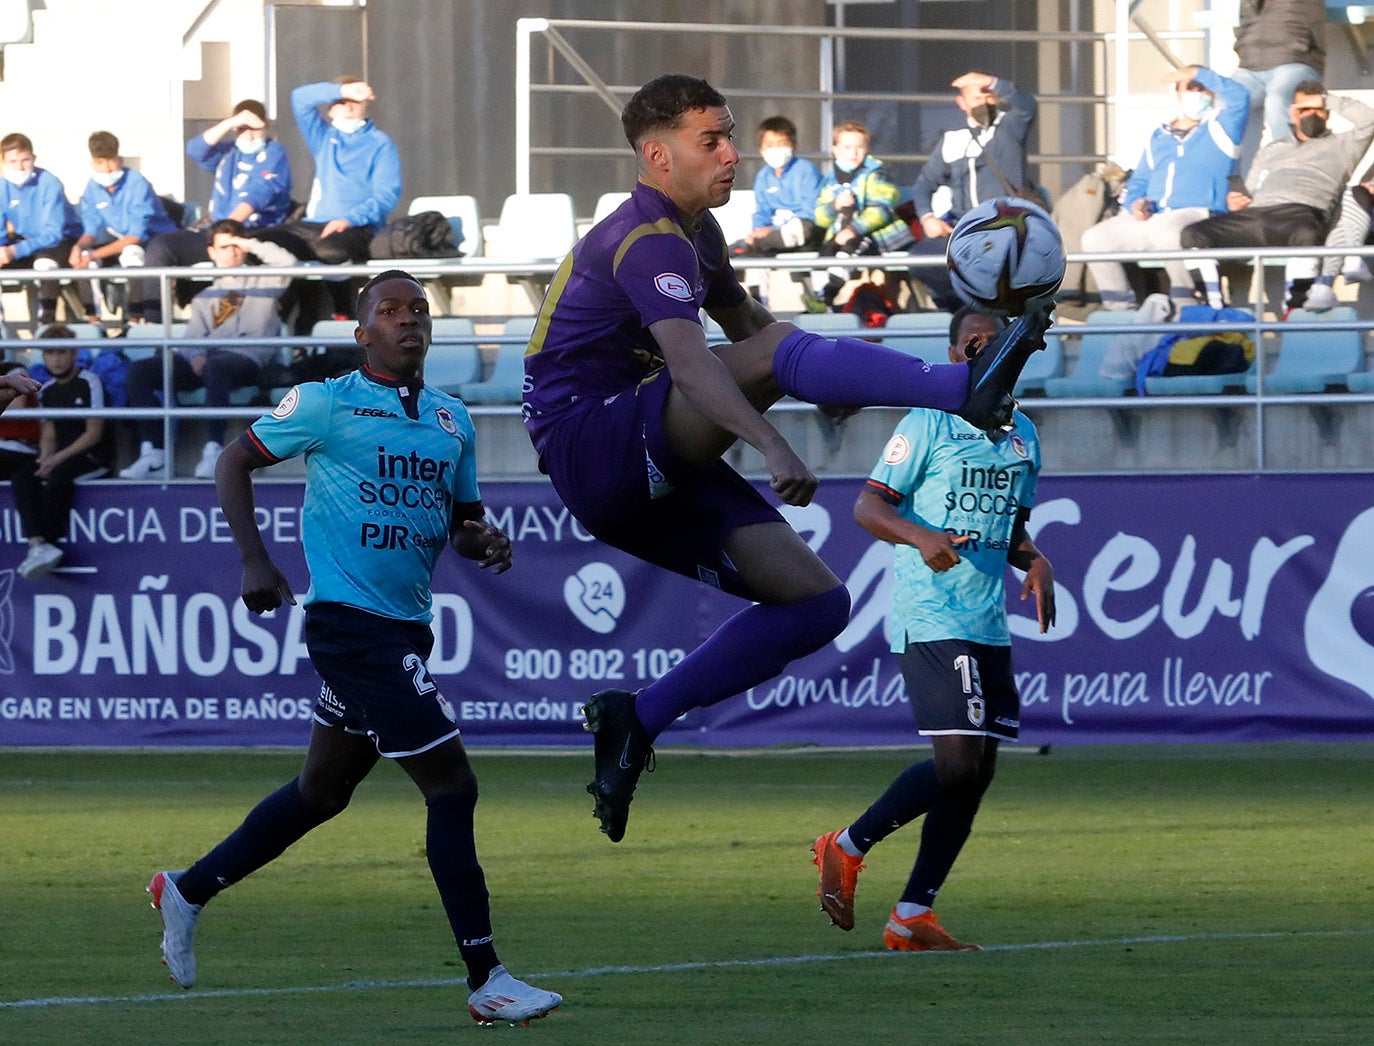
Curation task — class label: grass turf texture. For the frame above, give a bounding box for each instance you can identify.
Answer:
[1,744,1371,1044]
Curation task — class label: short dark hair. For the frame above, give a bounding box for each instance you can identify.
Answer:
[356,269,422,320]
[1,132,33,155]
[1294,80,1327,102]
[757,115,798,143]
[949,304,1005,345]
[208,218,246,239]
[37,323,78,341]
[88,131,120,159]
[232,99,268,123]
[621,75,727,148]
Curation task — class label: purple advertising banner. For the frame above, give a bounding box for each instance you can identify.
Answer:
[2,474,1372,747]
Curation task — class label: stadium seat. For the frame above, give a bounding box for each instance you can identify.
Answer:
[487,193,577,262]
[1044,310,1133,398]
[425,317,481,393]
[713,189,757,245]
[1243,307,1363,394]
[590,192,631,229]
[1014,331,1064,397]
[459,316,533,404]
[1346,371,1374,393]
[880,311,951,358]
[408,194,483,257]
[791,311,861,334]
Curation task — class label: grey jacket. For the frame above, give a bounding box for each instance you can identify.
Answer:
[185,239,298,362]
[1248,95,1374,211]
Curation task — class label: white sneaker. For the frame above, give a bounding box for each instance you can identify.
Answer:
[193,441,222,480]
[16,541,63,580]
[120,441,167,479]
[1303,283,1338,312]
[467,965,562,1026]
[147,870,202,988]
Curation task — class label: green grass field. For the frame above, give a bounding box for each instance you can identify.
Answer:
[2,744,1371,1044]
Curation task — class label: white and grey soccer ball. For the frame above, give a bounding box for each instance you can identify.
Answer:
[945,196,1065,315]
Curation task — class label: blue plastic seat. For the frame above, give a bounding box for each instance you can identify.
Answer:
[426,317,481,393]
[1044,311,1133,398]
[459,317,533,404]
[790,311,862,334]
[1014,331,1064,397]
[1243,307,1363,394]
[880,311,951,359]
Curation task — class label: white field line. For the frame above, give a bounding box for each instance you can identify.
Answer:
[3,928,1372,1011]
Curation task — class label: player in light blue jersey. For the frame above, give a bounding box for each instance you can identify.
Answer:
[812,305,1057,953]
[146,271,562,1027]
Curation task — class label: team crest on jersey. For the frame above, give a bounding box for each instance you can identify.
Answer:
[272,386,300,417]
[434,406,458,435]
[1009,433,1028,458]
[966,696,986,727]
[882,433,910,465]
[654,272,694,301]
[435,693,457,724]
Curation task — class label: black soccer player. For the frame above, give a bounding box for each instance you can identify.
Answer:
[147,270,561,1026]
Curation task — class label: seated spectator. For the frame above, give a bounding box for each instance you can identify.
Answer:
[0,133,85,325]
[806,120,913,311]
[1231,0,1326,174]
[1181,82,1374,312]
[122,221,299,481]
[9,327,111,579]
[729,115,823,257]
[69,131,178,321]
[908,71,1039,310]
[278,76,401,321]
[136,100,295,322]
[1081,66,1249,311]
[1310,158,1374,298]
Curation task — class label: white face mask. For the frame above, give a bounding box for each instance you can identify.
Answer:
[331,116,365,134]
[92,169,124,188]
[1180,92,1212,121]
[2,168,31,187]
[761,146,793,170]
[235,134,262,154]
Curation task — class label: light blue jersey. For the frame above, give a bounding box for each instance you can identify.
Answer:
[866,408,1040,648]
[242,367,480,622]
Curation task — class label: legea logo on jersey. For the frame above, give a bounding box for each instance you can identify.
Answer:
[0,570,16,674]
[434,406,457,435]
[654,272,693,302]
[563,562,625,634]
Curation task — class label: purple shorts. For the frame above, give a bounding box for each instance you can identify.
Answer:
[534,370,783,598]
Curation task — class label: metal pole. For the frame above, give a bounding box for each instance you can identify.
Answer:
[515,18,547,196]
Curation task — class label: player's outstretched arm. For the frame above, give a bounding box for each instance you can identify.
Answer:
[450,501,512,574]
[216,440,297,614]
[707,295,777,343]
[0,369,40,414]
[1007,518,1055,633]
[854,487,967,573]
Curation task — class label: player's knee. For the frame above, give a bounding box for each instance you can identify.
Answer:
[806,584,851,641]
[296,776,356,819]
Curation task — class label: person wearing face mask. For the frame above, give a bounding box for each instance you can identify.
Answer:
[729,115,823,258]
[277,76,402,322]
[907,71,1039,311]
[135,100,297,323]
[0,133,84,325]
[69,131,178,321]
[1181,81,1374,313]
[806,121,914,310]
[1080,66,1249,312]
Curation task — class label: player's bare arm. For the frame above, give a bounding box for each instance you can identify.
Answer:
[215,440,297,613]
[707,294,777,342]
[0,368,40,411]
[652,316,817,505]
[450,501,512,574]
[854,487,966,573]
[1007,512,1055,632]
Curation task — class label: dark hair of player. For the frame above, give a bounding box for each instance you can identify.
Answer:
[621,75,728,149]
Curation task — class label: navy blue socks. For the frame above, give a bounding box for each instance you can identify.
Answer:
[425,790,499,989]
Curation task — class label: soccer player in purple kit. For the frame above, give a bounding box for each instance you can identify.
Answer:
[522,74,1051,844]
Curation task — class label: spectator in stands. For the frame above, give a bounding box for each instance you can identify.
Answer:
[729,115,823,257]
[9,326,110,580]
[1180,82,1374,312]
[0,133,85,325]
[69,131,178,321]
[1080,66,1249,312]
[1318,160,1374,291]
[279,76,401,320]
[806,120,913,311]
[1231,0,1327,174]
[121,221,299,481]
[136,100,295,322]
[907,71,1038,310]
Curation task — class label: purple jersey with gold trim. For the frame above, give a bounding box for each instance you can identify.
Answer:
[522,180,748,449]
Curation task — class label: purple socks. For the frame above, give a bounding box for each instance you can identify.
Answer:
[772,329,967,411]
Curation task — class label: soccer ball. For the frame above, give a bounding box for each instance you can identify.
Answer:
[945,197,1065,315]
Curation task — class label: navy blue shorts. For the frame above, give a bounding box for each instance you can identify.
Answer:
[305,602,461,758]
[899,639,1019,740]
[535,369,783,599]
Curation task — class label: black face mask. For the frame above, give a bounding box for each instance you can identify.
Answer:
[1298,113,1327,138]
[971,103,997,128]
